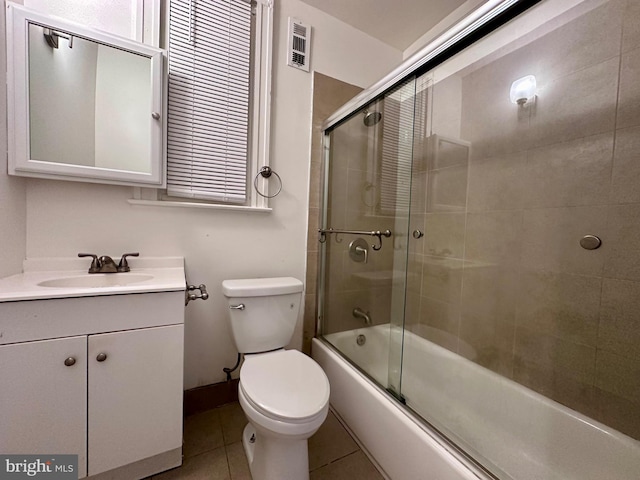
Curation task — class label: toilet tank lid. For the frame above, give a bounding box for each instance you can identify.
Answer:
[222,277,303,297]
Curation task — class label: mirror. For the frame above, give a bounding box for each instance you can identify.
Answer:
[6,3,166,186]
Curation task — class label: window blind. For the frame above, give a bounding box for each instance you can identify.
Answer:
[167,0,252,203]
[379,80,416,215]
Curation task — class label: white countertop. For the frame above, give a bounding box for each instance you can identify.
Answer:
[0,257,185,302]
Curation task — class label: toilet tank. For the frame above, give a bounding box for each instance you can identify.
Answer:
[222,277,303,354]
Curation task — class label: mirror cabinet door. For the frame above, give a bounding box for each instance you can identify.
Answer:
[7,3,166,187]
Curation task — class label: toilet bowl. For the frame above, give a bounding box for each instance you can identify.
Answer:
[222,277,330,480]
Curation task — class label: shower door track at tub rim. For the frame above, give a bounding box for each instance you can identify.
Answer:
[315,336,503,480]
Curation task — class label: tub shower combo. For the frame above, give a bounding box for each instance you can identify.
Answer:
[311,0,640,479]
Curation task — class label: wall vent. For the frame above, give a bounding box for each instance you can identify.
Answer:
[287,17,311,72]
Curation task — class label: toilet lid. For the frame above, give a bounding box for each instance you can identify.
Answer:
[240,350,330,421]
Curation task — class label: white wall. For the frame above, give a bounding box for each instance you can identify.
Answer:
[18,0,401,389]
[0,1,27,278]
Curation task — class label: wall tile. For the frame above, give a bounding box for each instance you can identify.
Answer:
[465,210,523,265]
[617,47,640,129]
[517,270,601,346]
[459,264,519,376]
[467,151,526,212]
[459,312,515,377]
[595,349,640,404]
[404,291,421,326]
[406,253,423,295]
[427,165,468,213]
[345,167,375,215]
[532,0,623,79]
[421,256,463,303]
[324,289,370,334]
[417,296,460,348]
[622,0,640,53]
[603,204,640,281]
[611,126,640,204]
[461,264,518,322]
[307,207,320,253]
[522,132,613,208]
[513,356,596,417]
[520,206,607,276]
[309,159,323,210]
[427,135,470,170]
[598,278,640,358]
[306,249,318,294]
[530,57,619,148]
[593,387,640,440]
[424,213,465,258]
[461,58,535,159]
[303,292,317,355]
[410,171,428,215]
[514,327,596,384]
[327,164,348,220]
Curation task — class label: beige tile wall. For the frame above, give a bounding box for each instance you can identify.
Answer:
[304,73,362,354]
[403,0,640,439]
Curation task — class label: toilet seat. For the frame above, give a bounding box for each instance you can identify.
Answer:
[240,350,330,423]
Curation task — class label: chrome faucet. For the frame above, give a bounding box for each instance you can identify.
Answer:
[352,307,372,325]
[78,252,139,274]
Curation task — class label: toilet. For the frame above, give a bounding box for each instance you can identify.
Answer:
[222,277,330,480]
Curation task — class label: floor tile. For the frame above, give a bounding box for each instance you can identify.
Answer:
[218,402,248,445]
[226,442,251,480]
[183,409,225,458]
[308,411,359,471]
[172,402,384,480]
[153,447,230,480]
[309,451,384,480]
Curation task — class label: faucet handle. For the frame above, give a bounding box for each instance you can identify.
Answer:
[78,253,100,273]
[117,252,139,272]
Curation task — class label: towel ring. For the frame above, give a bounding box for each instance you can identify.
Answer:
[254,166,282,198]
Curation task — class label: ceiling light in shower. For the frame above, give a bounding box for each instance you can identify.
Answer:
[510,75,536,105]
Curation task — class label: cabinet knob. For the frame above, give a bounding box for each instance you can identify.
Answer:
[64,357,76,367]
[96,353,108,362]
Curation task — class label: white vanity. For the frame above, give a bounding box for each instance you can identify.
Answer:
[0,257,186,479]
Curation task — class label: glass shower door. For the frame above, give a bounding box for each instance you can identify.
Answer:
[399,0,640,478]
[319,77,417,397]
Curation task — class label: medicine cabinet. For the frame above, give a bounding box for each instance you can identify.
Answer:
[6,3,166,186]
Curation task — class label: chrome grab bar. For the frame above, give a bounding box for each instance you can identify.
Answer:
[318,228,392,251]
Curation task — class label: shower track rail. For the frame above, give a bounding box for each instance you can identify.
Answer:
[318,228,392,251]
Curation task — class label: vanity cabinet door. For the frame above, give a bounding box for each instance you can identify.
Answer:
[87,325,184,476]
[0,336,88,478]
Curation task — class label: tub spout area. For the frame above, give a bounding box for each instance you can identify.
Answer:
[352,307,372,325]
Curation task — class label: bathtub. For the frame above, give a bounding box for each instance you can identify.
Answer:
[312,324,640,480]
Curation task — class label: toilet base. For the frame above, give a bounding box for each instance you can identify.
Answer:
[242,423,310,480]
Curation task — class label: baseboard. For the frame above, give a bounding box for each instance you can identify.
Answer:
[86,447,182,479]
[184,379,239,416]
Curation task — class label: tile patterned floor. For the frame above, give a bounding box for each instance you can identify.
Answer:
[151,402,384,480]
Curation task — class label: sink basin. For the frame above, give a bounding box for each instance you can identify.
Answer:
[38,274,154,289]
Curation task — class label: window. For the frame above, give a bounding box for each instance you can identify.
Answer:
[166,0,273,207]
